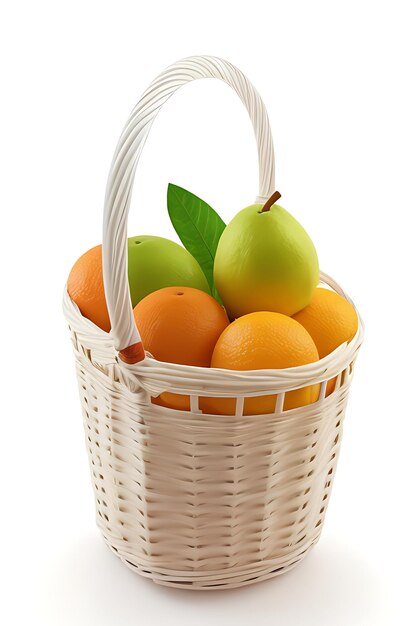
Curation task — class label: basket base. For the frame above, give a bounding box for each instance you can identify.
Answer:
[101,531,321,591]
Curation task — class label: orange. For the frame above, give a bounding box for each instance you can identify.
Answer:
[67,245,110,332]
[201,311,320,415]
[292,287,358,394]
[133,286,229,410]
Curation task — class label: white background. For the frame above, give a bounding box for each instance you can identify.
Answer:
[1,1,416,624]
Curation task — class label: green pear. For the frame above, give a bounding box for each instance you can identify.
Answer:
[213,192,319,319]
[128,235,210,307]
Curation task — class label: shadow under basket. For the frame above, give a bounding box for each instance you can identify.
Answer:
[63,55,364,589]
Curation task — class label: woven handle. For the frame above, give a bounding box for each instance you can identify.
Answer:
[102,55,276,361]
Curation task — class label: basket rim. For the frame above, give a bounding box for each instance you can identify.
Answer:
[63,271,364,397]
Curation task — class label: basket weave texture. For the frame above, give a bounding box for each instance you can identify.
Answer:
[63,56,363,590]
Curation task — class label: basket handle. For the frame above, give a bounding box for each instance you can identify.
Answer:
[103,55,276,362]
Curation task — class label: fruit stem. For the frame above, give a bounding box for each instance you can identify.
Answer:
[260,191,281,213]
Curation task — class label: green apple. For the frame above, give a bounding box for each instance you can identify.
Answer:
[128,235,210,307]
[213,192,319,319]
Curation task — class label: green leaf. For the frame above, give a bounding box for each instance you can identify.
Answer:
[167,183,226,302]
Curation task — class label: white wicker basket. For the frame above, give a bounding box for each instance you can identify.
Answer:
[63,55,364,590]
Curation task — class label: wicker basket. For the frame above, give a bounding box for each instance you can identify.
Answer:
[63,55,364,590]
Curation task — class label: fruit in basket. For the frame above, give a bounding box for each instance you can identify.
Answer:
[133,286,229,410]
[200,311,320,415]
[67,245,111,332]
[213,191,319,319]
[293,287,358,394]
[127,235,210,307]
[67,237,210,331]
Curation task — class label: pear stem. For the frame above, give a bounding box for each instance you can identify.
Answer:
[260,191,281,212]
